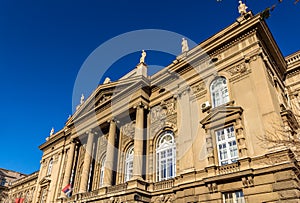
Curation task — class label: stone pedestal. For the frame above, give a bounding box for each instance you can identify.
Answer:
[136,63,147,77]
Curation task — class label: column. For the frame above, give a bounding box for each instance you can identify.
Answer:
[103,120,117,186]
[61,140,76,195]
[79,131,95,193]
[133,104,144,180]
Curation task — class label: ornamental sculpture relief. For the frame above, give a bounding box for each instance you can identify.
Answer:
[191,81,207,98]
[227,63,247,76]
[150,99,177,136]
[153,194,175,203]
[120,121,135,139]
[151,99,176,123]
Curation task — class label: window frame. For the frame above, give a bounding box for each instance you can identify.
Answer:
[99,155,106,187]
[124,145,134,182]
[46,158,53,176]
[156,130,176,182]
[223,190,245,203]
[215,125,239,166]
[39,187,47,203]
[210,77,230,108]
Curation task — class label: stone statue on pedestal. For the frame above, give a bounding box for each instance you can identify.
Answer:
[80,94,85,105]
[181,38,189,53]
[140,50,146,63]
[103,77,111,84]
[238,0,248,15]
[50,127,54,136]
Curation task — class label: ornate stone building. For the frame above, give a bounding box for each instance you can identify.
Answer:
[0,168,27,202]
[3,8,300,203]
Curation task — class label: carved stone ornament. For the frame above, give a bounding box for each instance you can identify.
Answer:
[121,121,135,139]
[151,105,165,123]
[242,176,254,187]
[227,63,247,76]
[191,82,205,94]
[151,99,176,123]
[207,182,218,193]
[151,120,165,137]
[153,194,175,203]
[100,95,111,104]
[163,99,176,115]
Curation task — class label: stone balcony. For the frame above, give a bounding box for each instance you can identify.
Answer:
[153,179,174,191]
[217,162,240,175]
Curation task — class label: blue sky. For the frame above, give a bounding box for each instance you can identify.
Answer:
[0,0,299,174]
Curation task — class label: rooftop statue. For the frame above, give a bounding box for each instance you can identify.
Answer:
[238,0,248,15]
[181,38,189,53]
[140,50,146,63]
[50,127,54,136]
[103,77,111,84]
[80,94,85,105]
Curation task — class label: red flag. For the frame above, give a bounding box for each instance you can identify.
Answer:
[15,198,20,203]
[19,198,25,203]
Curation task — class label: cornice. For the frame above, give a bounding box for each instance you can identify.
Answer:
[39,130,66,150]
[9,171,39,188]
[286,50,300,65]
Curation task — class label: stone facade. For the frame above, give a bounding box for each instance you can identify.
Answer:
[0,169,26,202]
[3,11,300,203]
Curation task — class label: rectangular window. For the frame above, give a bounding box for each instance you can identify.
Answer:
[223,190,245,203]
[40,188,47,203]
[216,126,238,165]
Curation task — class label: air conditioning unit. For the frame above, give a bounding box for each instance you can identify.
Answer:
[201,101,211,111]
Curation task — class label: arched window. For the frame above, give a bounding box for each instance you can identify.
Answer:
[46,158,53,176]
[99,155,106,187]
[210,77,229,108]
[124,146,134,182]
[156,131,176,181]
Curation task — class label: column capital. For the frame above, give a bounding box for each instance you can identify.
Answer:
[85,129,98,136]
[133,102,148,110]
[107,117,119,124]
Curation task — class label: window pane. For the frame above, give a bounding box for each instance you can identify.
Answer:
[156,131,176,181]
[211,77,229,107]
[223,191,245,203]
[216,126,239,165]
[125,146,134,182]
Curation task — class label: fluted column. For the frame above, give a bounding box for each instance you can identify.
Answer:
[103,120,117,186]
[79,131,95,193]
[61,140,76,195]
[133,104,145,180]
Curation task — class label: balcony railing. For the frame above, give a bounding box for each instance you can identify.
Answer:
[70,183,127,201]
[107,183,128,194]
[217,162,240,175]
[153,179,174,191]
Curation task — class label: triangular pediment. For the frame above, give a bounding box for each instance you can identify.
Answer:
[68,76,150,126]
[200,106,243,128]
[39,176,51,185]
